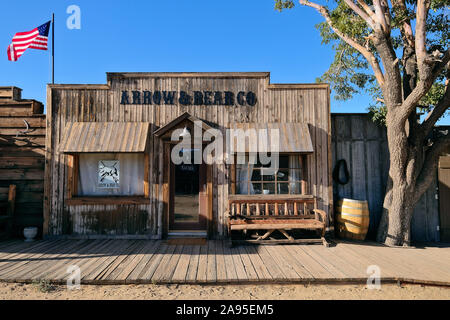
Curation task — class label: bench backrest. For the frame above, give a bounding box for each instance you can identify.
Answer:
[228,195,317,218]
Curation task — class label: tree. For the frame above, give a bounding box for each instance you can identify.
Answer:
[275,0,449,246]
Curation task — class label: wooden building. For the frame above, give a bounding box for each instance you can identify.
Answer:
[331,114,450,242]
[44,72,332,239]
[0,87,45,237]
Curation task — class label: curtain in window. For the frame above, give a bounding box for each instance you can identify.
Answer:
[289,155,301,194]
[237,163,255,195]
[78,153,145,196]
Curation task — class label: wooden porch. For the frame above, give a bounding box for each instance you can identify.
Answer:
[0,239,449,286]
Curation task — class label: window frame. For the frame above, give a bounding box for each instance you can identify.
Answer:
[231,154,309,196]
[65,153,150,205]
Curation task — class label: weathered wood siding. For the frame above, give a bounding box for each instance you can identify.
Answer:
[0,88,45,237]
[44,73,332,239]
[331,114,440,242]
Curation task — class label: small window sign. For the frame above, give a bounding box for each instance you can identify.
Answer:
[98,160,120,189]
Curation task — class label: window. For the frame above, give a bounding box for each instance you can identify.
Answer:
[235,155,307,195]
[66,153,150,203]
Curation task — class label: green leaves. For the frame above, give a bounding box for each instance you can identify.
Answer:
[274,0,295,12]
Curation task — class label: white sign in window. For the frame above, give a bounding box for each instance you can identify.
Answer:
[98,160,120,189]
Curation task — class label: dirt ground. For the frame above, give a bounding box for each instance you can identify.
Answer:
[0,282,449,300]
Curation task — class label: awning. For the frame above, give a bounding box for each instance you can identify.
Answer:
[228,123,314,153]
[60,122,150,153]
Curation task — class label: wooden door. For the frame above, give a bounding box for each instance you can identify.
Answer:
[439,156,450,242]
[169,151,208,231]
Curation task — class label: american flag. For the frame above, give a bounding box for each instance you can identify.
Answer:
[7,21,51,61]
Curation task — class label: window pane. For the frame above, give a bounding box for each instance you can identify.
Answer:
[236,165,247,182]
[279,156,289,168]
[78,153,144,196]
[290,182,301,194]
[261,168,276,181]
[252,183,262,195]
[278,183,289,194]
[262,183,275,195]
[251,168,261,181]
[277,169,289,181]
[288,169,302,182]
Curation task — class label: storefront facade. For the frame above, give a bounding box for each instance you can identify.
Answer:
[44,72,332,239]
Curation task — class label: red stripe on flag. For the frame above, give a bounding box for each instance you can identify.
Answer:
[14,28,38,37]
[7,24,49,61]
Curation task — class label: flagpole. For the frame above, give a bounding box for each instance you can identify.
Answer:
[52,13,55,84]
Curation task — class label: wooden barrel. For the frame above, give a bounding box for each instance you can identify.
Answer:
[336,199,370,240]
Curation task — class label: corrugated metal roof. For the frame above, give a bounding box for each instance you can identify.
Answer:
[60,122,150,153]
[228,123,314,153]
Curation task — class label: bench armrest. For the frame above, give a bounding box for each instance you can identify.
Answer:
[313,209,328,225]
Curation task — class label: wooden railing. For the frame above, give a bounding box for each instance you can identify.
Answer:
[228,194,317,219]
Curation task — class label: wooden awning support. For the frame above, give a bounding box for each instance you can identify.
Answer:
[228,122,314,154]
[59,122,150,153]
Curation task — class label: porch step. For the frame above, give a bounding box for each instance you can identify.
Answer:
[167,230,207,238]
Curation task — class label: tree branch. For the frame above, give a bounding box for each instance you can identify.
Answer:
[414,132,450,203]
[421,81,450,137]
[356,0,375,18]
[400,49,450,122]
[373,0,390,33]
[299,0,385,86]
[391,0,414,48]
[415,0,431,75]
[343,0,377,29]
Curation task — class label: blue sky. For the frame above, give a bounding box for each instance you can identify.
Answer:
[1,0,448,124]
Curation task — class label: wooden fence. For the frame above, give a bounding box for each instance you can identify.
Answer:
[331,113,440,242]
[0,87,45,237]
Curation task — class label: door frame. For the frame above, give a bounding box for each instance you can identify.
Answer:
[162,142,213,238]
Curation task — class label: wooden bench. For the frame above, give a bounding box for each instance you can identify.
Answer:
[0,185,16,239]
[227,195,329,247]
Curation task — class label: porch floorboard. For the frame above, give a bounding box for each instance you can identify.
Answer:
[0,240,449,286]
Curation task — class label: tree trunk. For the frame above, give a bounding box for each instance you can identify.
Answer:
[383,182,415,246]
[376,111,417,247]
[376,176,392,242]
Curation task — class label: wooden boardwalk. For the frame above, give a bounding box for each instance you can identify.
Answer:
[0,240,449,286]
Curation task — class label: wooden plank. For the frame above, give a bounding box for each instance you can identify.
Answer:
[140,243,172,281]
[0,169,44,180]
[0,240,69,277]
[14,240,90,281]
[288,245,334,279]
[214,241,228,282]
[206,241,217,282]
[242,245,272,280]
[81,240,137,282]
[185,245,201,282]
[48,240,123,281]
[0,241,63,271]
[230,246,248,282]
[221,241,238,282]
[126,240,162,282]
[252,245,286,281]
[263,245,300,279]
[106,241,156,282]
[30,240,109,281]
[152,244,183,283]
[171,245,193,283]
[306,244,366,279]
[237,245,259,280]
[196,243,208,283]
